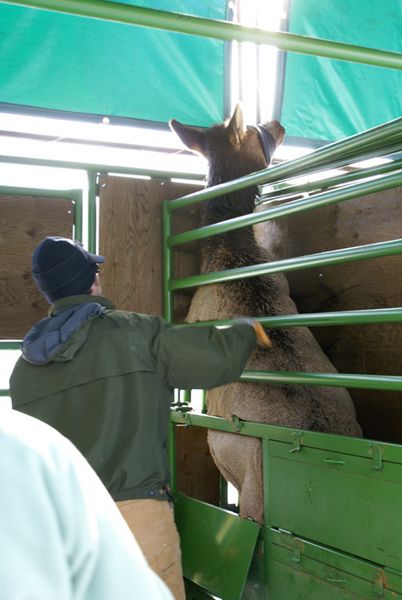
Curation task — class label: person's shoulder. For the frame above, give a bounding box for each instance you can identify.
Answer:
[0,408,78,468]
[105,309,166,330]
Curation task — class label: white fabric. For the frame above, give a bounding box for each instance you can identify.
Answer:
[0,408,173,600]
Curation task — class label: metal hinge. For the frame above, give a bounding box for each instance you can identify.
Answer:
[278,529,302,563]
[373,570,385,596]
[369,443,384,470]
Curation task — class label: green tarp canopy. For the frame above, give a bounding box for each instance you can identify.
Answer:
[280,0,402,145]
[0,0,228,127]
[0,0,401,141]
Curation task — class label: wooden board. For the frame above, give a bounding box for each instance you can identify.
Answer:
[256,186,402,443]
[99,175,202,317]
[99,176,219,502]
[0,194,74,339]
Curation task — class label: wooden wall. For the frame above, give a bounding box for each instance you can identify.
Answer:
[99,175,220,504]
[256,186,402,443]
[0,194,74,339]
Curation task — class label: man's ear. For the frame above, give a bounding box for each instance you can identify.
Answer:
[90,274,102,296]
[169,119,206,156]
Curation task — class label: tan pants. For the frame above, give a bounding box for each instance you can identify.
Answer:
[117,498,186,600]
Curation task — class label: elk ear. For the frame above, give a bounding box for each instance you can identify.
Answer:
[169,119,206,155]
[226,103,247,147]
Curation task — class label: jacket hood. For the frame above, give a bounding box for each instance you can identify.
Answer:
[21,302,105,365]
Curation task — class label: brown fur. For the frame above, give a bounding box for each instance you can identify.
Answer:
[170,105,362,524]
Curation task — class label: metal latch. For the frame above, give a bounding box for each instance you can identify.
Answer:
[289,431,303,453]
[230,415,244,432]
[326,574,347,585]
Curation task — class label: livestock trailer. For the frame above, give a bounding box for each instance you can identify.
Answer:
[1,1,402,598]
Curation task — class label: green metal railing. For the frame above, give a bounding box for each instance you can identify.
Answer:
[169,238,402,292]
[168,169,402,248]
[163,119,402,398]
[257,158,402,204]
[166,117,402,213]
[5,1,402,70]
[0,5,401,597]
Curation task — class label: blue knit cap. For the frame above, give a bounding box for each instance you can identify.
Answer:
[32,237,105,303]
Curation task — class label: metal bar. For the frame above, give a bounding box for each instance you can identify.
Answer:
[0,185,82,198]
[166,118,402,212]
[170,412,387,450]
[168,419,177,492]
[162,202,174,322]
[169,238,402,291]
[0,341,21,349]
[0,155,204,182]
[87,171,97,253]
[262,438,270,530]
[168,170,402,247]
[257,159,402,203]
[0,390,10,397]
[173,307,402,329]
[72,189,83,242]
[5,0,402,69]
[240,370,402,392]
[166,142,402,214]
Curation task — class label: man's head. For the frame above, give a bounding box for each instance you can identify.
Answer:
[32,237,105,303]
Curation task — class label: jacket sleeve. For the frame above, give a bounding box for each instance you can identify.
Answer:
[151,321,257,389]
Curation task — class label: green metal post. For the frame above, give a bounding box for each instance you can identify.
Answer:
[87,171,98,253]
[162,201,174,322]
[72,189,83,242]
[5,0,402,69]
[168,419,177,492]
[262,437,270,600]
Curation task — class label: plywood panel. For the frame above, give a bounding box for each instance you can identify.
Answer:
[256,186,402,443]
[98,175,202,317]
[0,194,74,339]
[175,426,220,505]
[99,176,219,501]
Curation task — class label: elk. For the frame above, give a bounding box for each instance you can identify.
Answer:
[170,105,362,524]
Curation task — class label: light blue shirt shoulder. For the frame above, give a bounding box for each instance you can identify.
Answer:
[0,409,173,600]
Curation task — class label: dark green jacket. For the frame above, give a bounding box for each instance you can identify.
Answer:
[10,295,256,501]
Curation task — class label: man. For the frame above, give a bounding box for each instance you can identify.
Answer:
[10,236,271,600]
[0,407,173,600]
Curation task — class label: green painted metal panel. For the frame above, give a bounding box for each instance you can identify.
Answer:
[267,529,402,599]
[385,567,402,595]
[174,492,260,600]
[267,439,402,571]
[0,1,226,125]
[184,580,216,600]
[171,410,402,465]
[281,0,402,144]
